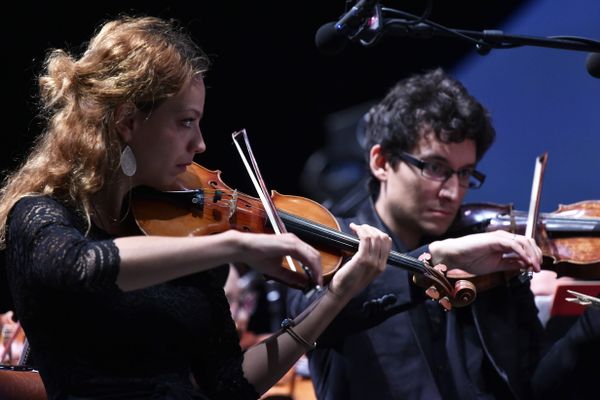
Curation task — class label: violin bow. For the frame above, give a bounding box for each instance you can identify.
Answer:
[232,129,319,288]
[565,290,600,308]
[523,152,548,280]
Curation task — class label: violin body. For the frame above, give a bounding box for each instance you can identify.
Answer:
[448,201,600,280]
[538,201,600,277]
[133,163,344,282]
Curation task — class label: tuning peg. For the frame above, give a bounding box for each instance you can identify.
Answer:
[426,285,440,300]
[439,296,452,311]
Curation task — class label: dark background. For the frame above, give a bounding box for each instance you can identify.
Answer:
[2,1,530,202]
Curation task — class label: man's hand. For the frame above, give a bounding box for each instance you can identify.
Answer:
[428,230,542,276]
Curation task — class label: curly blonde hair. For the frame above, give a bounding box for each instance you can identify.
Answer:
[0,15,210,247]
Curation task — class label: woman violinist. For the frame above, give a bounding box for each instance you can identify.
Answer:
[0,15,394,399]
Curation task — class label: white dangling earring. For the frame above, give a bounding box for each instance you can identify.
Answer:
[120,145,137,177]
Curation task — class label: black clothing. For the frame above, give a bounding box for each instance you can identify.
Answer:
[532,307,600,400]
[287,199,543,400]
[5,196,258,400]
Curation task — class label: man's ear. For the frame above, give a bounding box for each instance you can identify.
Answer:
[369,144,389,182]
[114,103,137,143]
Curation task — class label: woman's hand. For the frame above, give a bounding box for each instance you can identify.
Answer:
[328,223,392,301]
[233,231,323,289]
[428,230,542,276]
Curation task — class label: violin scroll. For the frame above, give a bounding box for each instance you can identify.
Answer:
[413,253,477,310]
[452,279,478,307]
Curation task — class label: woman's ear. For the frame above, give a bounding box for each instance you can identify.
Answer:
[114,103,137,142]
[369,144,389,182]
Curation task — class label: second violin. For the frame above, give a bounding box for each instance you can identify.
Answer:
[449,201,600,280]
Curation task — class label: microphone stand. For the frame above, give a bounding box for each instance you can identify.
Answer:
[377,17,600,55]
[341,0,600,56]
[328,2,600,74]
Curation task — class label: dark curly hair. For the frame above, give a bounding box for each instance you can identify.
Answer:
[364,68,495,189]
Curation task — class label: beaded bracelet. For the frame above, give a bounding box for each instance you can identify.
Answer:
[281,318,317,351]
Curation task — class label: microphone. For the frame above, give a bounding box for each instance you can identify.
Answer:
[315,0,380,56]
[315,22,348,56]
[586,53,600,78]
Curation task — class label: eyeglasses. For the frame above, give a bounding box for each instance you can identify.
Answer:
[399,152,486,189]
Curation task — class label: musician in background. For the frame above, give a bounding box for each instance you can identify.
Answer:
[529,269,575,329]
[0,310,25,365]
[225,264,287,349]
[288,68,544,400]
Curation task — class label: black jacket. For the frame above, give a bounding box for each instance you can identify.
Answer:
[287,199,543,400]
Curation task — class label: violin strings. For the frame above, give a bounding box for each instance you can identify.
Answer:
[498,214,600,232]
[197,189,429,274]
[158,188,434,276]
[279,210,427,275]
[507,212,600,224]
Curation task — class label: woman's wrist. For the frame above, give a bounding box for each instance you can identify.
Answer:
[220,230,244,259]
[320,284,354,313]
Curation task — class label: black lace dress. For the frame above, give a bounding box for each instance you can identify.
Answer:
[5,196,259,400]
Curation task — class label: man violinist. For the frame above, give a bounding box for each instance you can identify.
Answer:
[287,68,544,400]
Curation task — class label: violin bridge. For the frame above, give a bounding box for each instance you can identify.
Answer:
[228,189,238,219]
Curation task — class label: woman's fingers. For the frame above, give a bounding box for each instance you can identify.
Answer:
[243,224,392,293]
[244,232,323,288]
[278,233,323,287]
[349,222,392,274]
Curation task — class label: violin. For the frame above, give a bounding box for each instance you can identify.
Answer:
[447,201,600,281]
[131,162,476,309]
